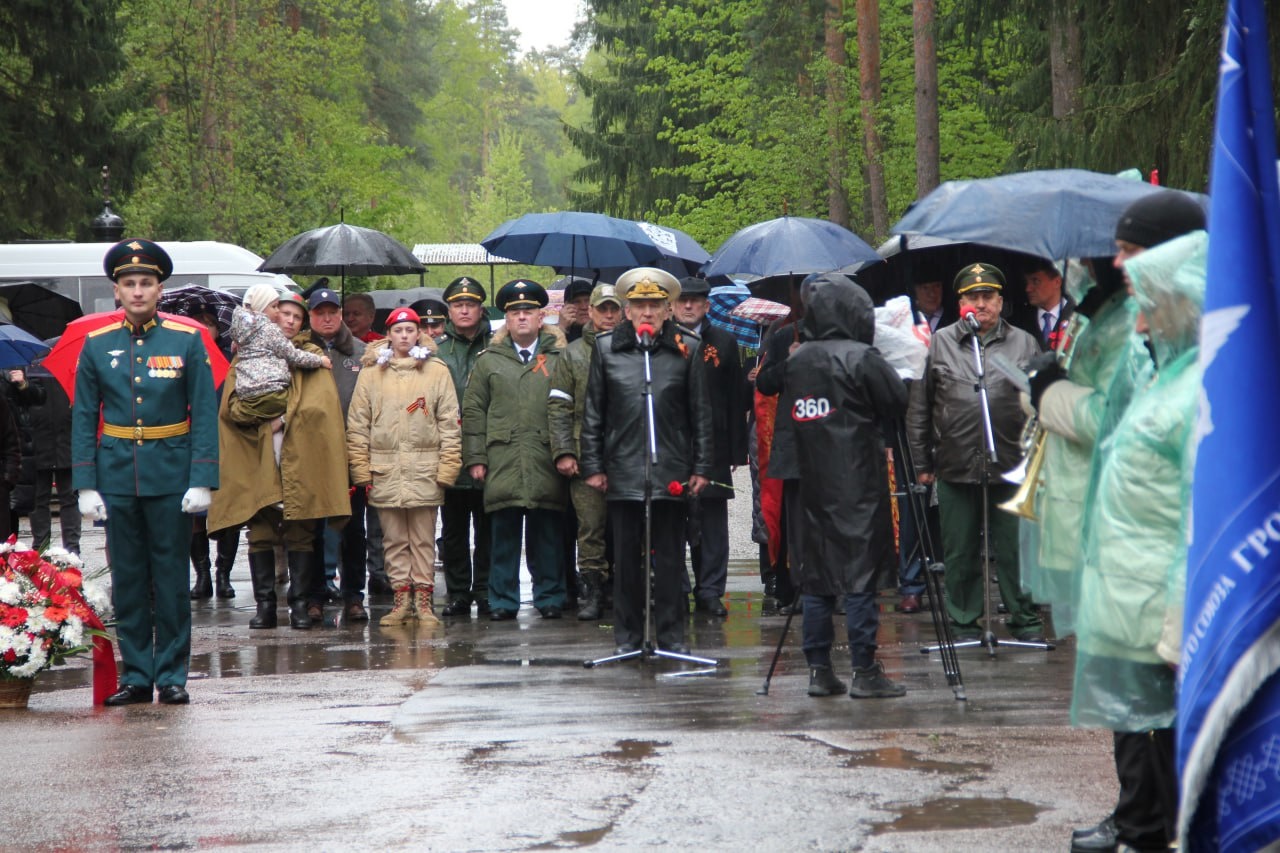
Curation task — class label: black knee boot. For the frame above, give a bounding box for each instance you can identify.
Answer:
[189,530,213,600]
[214,528,238,599]
[287,550,315,630]
[248,551,277,629]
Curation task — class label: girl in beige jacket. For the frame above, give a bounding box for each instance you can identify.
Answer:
[347,307,462,625]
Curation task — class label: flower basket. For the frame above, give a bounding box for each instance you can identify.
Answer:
[0,677,33,709]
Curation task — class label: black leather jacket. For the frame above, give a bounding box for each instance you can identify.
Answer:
[906,318,1040,483]
[580,319,713,502]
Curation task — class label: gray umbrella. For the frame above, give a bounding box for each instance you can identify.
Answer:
[258,223,424,292]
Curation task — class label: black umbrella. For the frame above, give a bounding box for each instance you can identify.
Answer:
[0,282,83,340]
[258,223,425,292]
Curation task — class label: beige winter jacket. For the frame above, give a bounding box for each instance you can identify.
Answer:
[346,331,461,509]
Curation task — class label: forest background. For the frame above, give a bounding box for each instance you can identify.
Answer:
[4,0,1278,290]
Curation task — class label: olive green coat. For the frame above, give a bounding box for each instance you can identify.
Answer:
[461,324,568,513]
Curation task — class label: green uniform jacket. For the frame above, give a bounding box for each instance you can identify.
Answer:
[547,322,598,461]
[462,325,568,514]
[71,317,219,496]
[435,317,492,490]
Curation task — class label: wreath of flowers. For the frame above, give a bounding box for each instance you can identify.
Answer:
[0,542,113,688]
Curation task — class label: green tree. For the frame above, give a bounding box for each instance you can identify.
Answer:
[0,0,141,240]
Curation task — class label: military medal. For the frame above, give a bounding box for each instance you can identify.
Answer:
[146,355,185,378]
[108,349,124,369]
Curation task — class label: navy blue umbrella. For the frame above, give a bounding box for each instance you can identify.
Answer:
[892,169,1209,260]
[557,221,711,282]
[0,324,51,369]
[701,216,882,281]
[481,212,665,273]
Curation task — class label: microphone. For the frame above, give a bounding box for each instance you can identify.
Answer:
[960,305,981,331]
[636,322,656,348]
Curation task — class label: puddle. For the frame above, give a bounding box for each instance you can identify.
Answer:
[790,735,992,776]
[600,739,668,762]
[870,796,1043,834]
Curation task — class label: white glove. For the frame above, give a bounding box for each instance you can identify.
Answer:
[79,489,108,521]
[181,487,212,514]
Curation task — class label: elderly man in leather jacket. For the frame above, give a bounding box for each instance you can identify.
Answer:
[580,267,714,656]
[906,262,1044,642]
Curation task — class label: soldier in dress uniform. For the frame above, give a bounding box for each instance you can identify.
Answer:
[71,239,219,706]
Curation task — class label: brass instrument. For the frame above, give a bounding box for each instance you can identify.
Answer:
[998,312,1087,520]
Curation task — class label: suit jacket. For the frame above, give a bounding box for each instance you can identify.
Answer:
[1010,296,1076,351]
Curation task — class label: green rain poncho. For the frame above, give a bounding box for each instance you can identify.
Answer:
[1071,230,1206,732]
[1025,280,1141,633]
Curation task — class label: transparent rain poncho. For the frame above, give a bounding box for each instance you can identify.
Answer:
[1071,230,1206,731]
[1021,267,1142,634]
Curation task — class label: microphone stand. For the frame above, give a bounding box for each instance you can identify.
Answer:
[586,325,717,669]
[921,315,1053,658]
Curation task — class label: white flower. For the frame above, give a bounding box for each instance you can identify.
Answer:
[12,541,31,553]
[59,617,83,648]
[82,579,112,620]
[0,578,19,605]
[43,547,82,569]
[409,345,431,360]
[376,347,393,365]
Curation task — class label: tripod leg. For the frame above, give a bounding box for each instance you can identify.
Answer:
[756,590,800,695]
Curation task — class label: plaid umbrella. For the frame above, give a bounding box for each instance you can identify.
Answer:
[158,284,241,349]
[706,284,759,350]
[731,297,791,326]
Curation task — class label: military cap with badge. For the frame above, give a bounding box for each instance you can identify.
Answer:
[495,279,549,312]
[953,262,1006,295]
[616,267,681,302]
[104,238,173,282]
[443,276,487,304]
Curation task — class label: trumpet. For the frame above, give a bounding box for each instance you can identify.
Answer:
[998,312,1086,520]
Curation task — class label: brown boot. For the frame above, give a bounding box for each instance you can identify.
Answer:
[379,585,415,626]
[414,584,439,625]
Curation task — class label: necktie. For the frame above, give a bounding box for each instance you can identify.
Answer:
[519,348,532,364]
[1041,312,1055,343]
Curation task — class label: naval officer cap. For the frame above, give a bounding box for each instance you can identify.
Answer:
[103,238,173,282]
[616,267,681,302]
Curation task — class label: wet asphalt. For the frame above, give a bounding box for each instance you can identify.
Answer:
[5,475,1114,852]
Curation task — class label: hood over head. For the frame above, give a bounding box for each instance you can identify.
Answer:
[799,273,875,344]
[1123,229,1207,365]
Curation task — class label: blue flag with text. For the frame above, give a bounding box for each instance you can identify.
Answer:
[1178,0,1280,850]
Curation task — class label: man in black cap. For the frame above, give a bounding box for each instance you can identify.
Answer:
[302,287,370,622]
[559,277,594,342]
[672,276,746,617]
[1028,190,1205,853]
[462,279,568,620]
[409,298,448,339]
[580,268,713,655]
[905,262,1044,643]
[436,276,494,616]
[73,239,220,706]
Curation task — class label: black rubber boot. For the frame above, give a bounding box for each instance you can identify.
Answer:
[189,530,213,600]
[213,528,238,599]
[287,551,315,630]
[247,551,278,629]
[577,571,604,621]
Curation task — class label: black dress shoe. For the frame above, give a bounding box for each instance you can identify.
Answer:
[475,600,491,616]
[1073,816,1116,839]
[441,599,472,617]
[663,643,691,655]
[157,685,190,705]
[695,598,728,617]
[104,684,152,706]
[538,605,562,619]
[614,642,640,655]
[1069,816,1119,852]
[489,608,516,621]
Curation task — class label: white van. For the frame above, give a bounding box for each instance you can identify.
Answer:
[0,241,299,314]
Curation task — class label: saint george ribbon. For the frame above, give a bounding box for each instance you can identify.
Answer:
[530,353,550,377]
[7,542,118,705]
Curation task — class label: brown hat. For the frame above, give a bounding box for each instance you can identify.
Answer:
[954,262,1005,295]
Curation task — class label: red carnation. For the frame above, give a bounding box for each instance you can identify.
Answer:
[667,480,684,496]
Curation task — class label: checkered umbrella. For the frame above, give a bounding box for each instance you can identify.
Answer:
[730,297,791,326]
[706,284,760,350]
[158,284,240,349]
